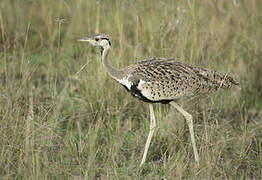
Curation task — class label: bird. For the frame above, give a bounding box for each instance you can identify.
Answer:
[77,33,240,167]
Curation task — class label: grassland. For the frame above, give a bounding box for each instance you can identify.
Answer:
[0,0,262,179]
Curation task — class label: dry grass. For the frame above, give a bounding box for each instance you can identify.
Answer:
[0,0,262,179]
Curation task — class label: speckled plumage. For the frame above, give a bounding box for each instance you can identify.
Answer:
[78,33,240,167]
[119,58,239,103]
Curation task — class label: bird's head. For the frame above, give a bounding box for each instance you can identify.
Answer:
[77,34,111,51]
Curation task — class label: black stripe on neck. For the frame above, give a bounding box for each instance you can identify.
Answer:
[101,38,111,46]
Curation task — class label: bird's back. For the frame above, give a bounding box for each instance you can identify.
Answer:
[118,58,239,103]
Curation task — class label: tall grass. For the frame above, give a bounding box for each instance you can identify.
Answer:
[0,0,262,179]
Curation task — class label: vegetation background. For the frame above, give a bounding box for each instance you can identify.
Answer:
[1,0,262,179]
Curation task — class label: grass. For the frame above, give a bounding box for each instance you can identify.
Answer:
[0,0,262,179]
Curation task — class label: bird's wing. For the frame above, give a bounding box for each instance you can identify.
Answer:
[119,58,239,102]
[122,58,200,101]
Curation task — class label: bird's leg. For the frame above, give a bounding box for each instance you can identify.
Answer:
[140,104,156,167]
[170,102,200,165]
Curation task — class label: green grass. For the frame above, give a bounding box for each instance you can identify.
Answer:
[1,0,262,179]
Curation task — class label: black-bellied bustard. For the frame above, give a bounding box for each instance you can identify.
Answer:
[77,34,239,167]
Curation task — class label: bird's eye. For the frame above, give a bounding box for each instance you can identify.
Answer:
[95,38,99,41]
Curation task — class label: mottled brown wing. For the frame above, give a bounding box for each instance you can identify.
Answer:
[126,58,239,101]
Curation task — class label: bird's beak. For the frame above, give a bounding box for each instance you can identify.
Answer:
[77,37,91,42]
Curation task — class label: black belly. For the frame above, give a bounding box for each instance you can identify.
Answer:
[121,84,172,104]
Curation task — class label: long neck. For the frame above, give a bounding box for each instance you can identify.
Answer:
[101,46,123,80]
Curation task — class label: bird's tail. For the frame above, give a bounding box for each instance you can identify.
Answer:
[219,73,240,90]
[196,67,240,91]
[208,70,240,90]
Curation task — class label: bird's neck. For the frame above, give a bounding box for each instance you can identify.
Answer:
[101,46,123,81]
